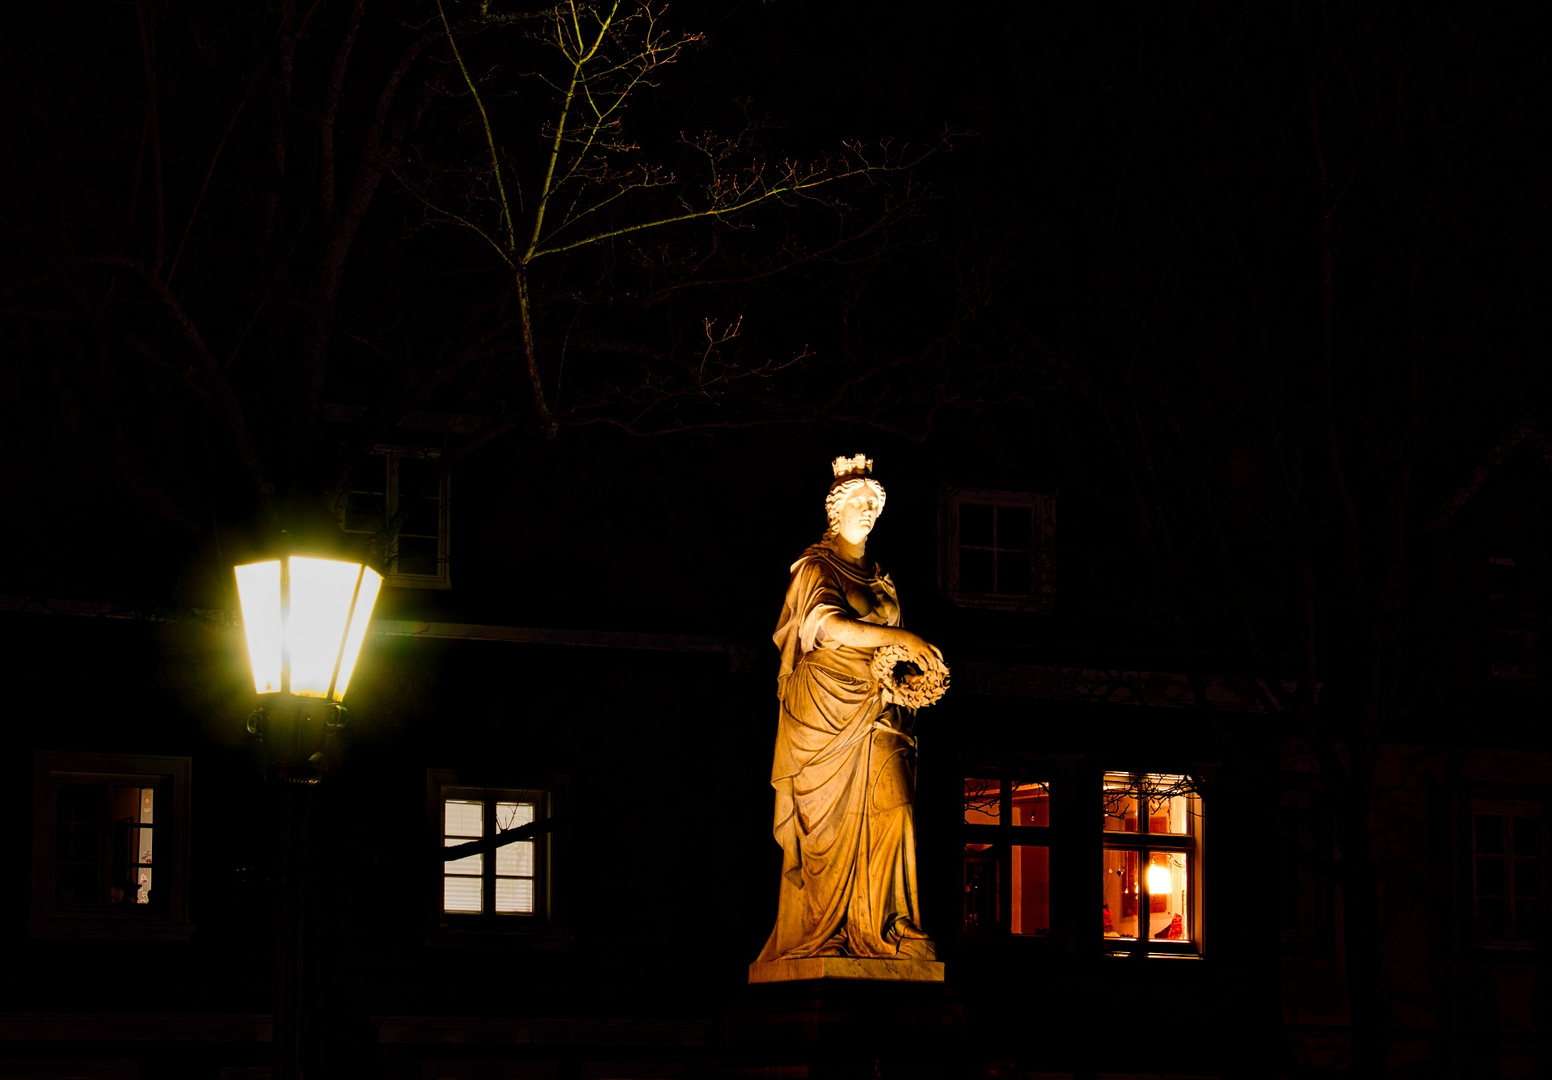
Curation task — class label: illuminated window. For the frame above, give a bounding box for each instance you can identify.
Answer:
[1472,801,1544,947]
[941,489,1054,612]
[340,447,451,589]
[427,771,566,943]
[962,778,1050,937]
[30,753,191,939]
[1102,773,1201,954]
[443,796,540,916]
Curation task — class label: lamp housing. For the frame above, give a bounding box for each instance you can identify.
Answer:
[234,555,383,703]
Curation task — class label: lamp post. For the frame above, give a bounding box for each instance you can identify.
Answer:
[235,553,383,1080]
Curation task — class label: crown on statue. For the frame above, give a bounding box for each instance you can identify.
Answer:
[831,454,874,481]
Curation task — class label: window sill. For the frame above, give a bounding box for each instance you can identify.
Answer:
[28,916,194,941]
[1102,944,1202,959]
[385,573,452,591]
[945,590,1053,614]
[424,925,572,950]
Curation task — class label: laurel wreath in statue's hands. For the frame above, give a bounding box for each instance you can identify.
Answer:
[871,644,951,709]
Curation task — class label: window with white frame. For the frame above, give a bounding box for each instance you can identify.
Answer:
[341,447,451,588]
[31,752,192,939]
[940,489,1055,612]
[429,771,564,940]
[1472,800,1544,947]
[1102,772,1201,955]
[443,796,540,916]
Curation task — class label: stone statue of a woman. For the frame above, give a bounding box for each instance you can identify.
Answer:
[753,455,946,971]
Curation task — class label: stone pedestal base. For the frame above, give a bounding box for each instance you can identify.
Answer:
[728,966,962,1062]
[747,957,945,984]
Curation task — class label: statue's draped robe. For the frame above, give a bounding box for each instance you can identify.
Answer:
[757,545,935,962]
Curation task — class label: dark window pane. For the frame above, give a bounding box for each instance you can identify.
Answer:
[997,505,1032,549]
[398,457,441,497]
[1514,816,1541,856]
[111,819,137,867]
[57,783,102,823]
[960,548,994,593]
[1476,814,1505,855]
[963,853,998,932]
[1517,898,1542,941]
[396,536,439,577]
[1489,561,1530,671]
[344,491,385,533]
[55,862,101,904]
[1282,853,1305,928]
[401,496,440,537]
[960,502,994,547]
[1515,857,1542,897]
[108,859,141,903]
[1477,855,1506,896]
[1478,896,1508,939]
[56,823,100,862]
[996,550,1031,595]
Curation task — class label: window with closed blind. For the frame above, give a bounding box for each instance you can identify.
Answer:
[427,770,568,945]
[442,796,539,916]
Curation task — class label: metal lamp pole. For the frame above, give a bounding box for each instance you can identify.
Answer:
[235,553,381,1080]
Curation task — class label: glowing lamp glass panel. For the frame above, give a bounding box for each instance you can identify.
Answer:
[289,557,365,698]
[235,556,382,701]
[331,569,382,702]
[234,561,283,693]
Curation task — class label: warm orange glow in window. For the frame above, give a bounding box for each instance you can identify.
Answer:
[1101,773,1197,948]
[962,778,1049,936]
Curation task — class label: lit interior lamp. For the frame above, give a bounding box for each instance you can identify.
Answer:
[235,555,383,780]
[235,556,383,702]
[1146,861,1173,899]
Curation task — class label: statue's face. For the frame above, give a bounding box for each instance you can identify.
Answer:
[835,487,883,545]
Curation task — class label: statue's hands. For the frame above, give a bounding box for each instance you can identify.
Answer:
[897,631,945,674]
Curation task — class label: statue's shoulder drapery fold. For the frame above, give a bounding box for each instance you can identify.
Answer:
[774,546,850,696]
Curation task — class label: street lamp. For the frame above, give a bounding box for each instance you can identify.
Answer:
[235,554,383,781]
[234,551,382,1080]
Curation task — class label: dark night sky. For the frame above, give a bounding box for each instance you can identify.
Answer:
[1,1,1546,648]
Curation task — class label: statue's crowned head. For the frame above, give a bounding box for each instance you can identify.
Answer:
[824,454,887,536]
